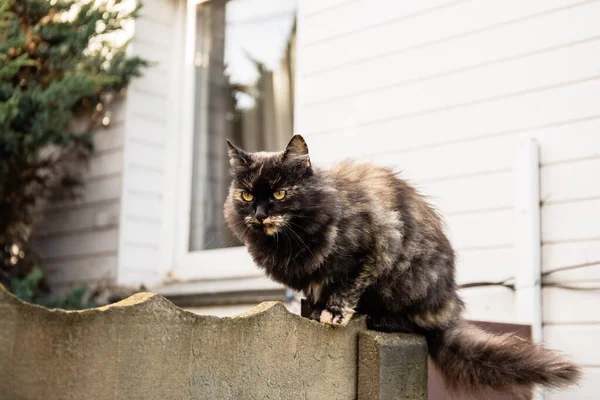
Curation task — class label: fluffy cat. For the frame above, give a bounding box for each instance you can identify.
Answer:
[224,135,581,397]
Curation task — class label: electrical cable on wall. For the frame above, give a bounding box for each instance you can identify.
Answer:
[458,260,600,291]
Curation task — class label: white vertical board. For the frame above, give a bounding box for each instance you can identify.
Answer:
[514,137,542,342]
[515,138,543,400]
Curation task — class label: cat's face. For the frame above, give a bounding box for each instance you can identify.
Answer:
[224,135,314,239]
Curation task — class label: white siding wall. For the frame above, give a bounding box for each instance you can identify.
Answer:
[117,0,183,287]
[296,1,600,398]
[36,102,126,292]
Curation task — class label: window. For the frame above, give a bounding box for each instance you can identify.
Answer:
[175,0,297,280]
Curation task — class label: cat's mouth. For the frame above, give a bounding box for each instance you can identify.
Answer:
[262,216,285,236]
[245,215,285,236]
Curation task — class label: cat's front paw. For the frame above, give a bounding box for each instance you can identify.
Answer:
[318,306,355,326]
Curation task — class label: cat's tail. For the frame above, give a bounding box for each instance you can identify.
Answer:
[425,319,582,398]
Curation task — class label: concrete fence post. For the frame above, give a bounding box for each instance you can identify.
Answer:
[358,331,428,400]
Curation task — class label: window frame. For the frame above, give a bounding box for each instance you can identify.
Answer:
[170,0,293,282]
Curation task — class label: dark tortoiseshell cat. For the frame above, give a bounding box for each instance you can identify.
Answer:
[224,135,581,397]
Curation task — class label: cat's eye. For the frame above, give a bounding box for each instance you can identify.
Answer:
[273,190,286,200]
[241,191,254,202]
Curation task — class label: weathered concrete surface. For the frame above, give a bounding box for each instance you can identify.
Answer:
[358,331,428,400]
[0,285,367,400]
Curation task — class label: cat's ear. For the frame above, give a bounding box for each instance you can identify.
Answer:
[226,139,251,170]
[282,135,311,169]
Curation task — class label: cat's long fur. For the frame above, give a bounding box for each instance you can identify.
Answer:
[224,135,581,397]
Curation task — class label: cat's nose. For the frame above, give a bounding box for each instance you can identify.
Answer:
[255,206,268,223]
[255,211,267,223]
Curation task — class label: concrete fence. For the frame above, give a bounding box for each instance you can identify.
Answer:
[0,285,428,400]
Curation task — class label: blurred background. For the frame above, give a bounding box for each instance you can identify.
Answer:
[2,0,599,398]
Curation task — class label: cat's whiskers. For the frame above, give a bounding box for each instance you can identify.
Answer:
[201,223,249,250]
[282,223,317,262]
[286,214,315,221]
[283,227,292,258]
[201,233,220,250]
[222,233,243,248]
[276,226,294,268]
[285,220,312,234]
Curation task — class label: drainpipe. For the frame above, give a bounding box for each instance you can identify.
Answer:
[515,137,543,399]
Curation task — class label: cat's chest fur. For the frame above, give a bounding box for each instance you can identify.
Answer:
[246,219,374,301]
[245,223,341,291]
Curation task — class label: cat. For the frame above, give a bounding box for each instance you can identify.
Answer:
[224,134,581,397]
